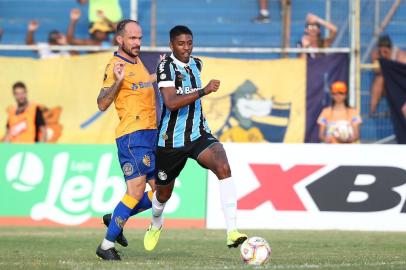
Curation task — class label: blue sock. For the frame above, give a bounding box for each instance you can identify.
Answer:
[130,190,153,216]
[105,194,138,242]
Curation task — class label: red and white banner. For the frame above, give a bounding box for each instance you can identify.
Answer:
[207,143,406,231]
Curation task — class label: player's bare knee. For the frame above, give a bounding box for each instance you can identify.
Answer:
[156,189,172,203]
[215,163,231,179]
[127,189,144,201]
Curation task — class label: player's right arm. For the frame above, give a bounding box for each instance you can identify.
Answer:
[157,58,219,111]
[97,61,126,111]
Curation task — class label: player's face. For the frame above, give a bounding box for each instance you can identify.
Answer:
[13,87,28,106]
[170,34,193,63]
[379,47,391,59]
[305,24,320,37]
[93,30,107,42]
[332,92,346,103]
[120,23,142,58]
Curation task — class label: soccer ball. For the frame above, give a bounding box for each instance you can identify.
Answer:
[240,237,271,266]
[333,121,354,141]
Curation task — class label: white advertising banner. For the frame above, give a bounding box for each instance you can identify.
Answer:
[207,143,406,231]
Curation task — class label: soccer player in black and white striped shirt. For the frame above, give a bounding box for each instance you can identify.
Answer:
[144,25,247,251]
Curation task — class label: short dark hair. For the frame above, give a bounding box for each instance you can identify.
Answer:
[378,34,392,49]
[170,25,193,41]
[48,30,60,43]
[12,81,26,92]
[116,19,139,36]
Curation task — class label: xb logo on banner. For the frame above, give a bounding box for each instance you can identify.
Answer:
[5,152,44,192]
[238,164,406,213]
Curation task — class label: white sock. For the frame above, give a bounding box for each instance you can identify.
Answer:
[101,238,114,250]
[218,177,237,233]
[260,9,269,17]
[151,191,165,228]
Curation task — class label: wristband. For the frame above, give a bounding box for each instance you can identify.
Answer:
[198,88,206,98]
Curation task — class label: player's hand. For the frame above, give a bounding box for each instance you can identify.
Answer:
[203,79,220,95]
[28,20,39,31]
[71,8,81,21]
[113,61,126,82]
[159,54,166,61]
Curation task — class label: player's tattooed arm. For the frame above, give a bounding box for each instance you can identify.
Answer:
[97,61,125,111]
[97,82,121,111]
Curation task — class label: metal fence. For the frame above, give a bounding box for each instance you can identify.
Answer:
[0,0,404,143]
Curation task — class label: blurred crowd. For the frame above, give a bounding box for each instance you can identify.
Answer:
[1,0,405,144]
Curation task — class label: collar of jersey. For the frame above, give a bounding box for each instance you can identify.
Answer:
[114,51,137,64]
[170,53,192,68]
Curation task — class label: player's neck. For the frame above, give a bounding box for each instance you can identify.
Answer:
[117,49,137,63]
[333,103,346,110]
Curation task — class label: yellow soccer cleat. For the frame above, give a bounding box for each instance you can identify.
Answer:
[227,230,248,248]
[144,224,162,251]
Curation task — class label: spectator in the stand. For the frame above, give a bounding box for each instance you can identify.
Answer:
[317,81,362,144]
[2,82,46,143]
[252,0,270,23]
[67,8,112,48]
[77,0,122,30]
[26,20,74,58]
[298,13,337,59]
[370,34,406,114]
[0,27,3,42]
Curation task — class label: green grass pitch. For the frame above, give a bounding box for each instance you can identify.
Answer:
[0,227,405,270]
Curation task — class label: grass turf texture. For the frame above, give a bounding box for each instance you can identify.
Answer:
[0,227,405,270]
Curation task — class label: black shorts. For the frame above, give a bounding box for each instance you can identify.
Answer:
[155,132,219,185]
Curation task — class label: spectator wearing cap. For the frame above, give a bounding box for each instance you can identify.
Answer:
[26,20,74,58]
[67,8,112,48]
[370,34,406,114]
[298,13,337,59]
[317,81,362,144]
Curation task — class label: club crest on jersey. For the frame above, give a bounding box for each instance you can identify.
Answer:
[143,155,151,167]
[115,216,127,229]
[160,73,166,80]
[158,170,168,181]
[122,162,133,176]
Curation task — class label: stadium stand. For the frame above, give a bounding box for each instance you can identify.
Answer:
[1,0,406,142]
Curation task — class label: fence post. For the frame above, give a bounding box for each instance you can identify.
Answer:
[130,0,138,21]
[349,0,360,109]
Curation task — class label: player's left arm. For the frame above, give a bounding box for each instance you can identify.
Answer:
[161,79,220,111]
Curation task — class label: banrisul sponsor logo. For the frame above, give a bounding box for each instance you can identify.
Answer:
[31,153,125,225]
